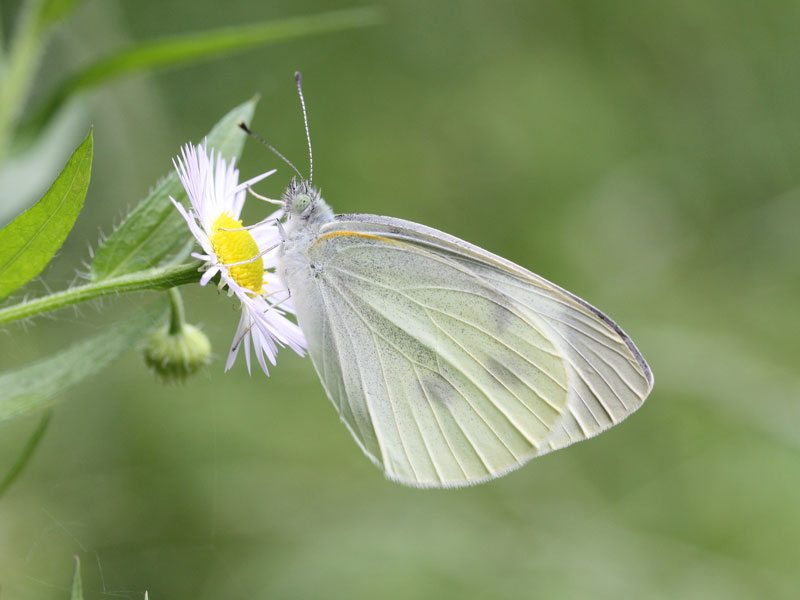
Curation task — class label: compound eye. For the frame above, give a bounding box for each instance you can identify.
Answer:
[294,193,311,212]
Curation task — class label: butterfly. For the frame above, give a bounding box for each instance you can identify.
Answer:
[245,74,653,488]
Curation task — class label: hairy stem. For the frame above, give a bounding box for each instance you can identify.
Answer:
[0,261,204,326]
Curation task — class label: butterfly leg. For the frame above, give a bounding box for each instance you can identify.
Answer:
[217,216,282,233]
[217,241,281,268]
[245,185,284,206]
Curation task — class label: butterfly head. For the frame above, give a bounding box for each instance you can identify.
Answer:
[283,177,321,217]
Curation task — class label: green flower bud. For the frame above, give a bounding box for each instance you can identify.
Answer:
[143,322,212,383]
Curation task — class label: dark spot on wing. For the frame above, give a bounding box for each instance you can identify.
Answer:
[485,357,520,391]
[419,369,458,405]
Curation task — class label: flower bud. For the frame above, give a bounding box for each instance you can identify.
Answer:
[143,322,212,383]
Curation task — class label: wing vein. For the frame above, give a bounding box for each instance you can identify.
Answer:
[328,264,563,360]
[547,326,628,416]
[322,276,421,479]
[371,329,421,482]
[411,364,470,480]
[316,282,382,456]
[324,275,519,465]
[420,302,568,399]
[425,307,548,443]
[430,363,522,462]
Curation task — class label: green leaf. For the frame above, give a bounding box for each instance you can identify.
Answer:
[23,7,383,137]
[0,101,90,226]
[0,411,51,499]
[37,0,84,28]
[71,556,83,600]
[0,128,92,300]
[0,300,167,423]
[88,98,257,281]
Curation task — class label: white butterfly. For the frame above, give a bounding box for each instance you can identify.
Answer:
[251,74,653,488]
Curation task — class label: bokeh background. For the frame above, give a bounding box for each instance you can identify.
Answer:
[2,0,800,598]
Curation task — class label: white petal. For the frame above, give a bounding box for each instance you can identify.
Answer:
[200,267,219,286]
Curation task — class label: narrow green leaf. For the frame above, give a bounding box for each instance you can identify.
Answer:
[71,556,83,600]
[89,98,257,281]
[24,7,382,137]
[0,128,92,300]
[0,410,52,499]
[0,300,167,423]
[37,0,84,28]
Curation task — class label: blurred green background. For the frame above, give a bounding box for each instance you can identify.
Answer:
[2,0,800,598]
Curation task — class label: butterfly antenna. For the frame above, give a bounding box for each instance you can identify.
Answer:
[237,121,303,180]
[295,71,313,186]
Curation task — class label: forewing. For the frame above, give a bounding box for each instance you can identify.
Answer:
[304,230,571,487]
[325,215,654,456]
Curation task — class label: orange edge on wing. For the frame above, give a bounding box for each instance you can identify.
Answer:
[314,231,397,245]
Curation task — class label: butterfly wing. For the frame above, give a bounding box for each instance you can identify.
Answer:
[292,215,652,487]
[331,214,654,451]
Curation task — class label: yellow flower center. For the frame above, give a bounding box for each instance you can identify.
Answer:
[210,213,264,294]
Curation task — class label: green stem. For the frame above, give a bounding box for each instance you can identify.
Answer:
[166,287,186,335]
[0,261,203,326]
[0,410,52,499]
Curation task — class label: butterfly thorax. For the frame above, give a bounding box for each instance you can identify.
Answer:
[278,178,334,295]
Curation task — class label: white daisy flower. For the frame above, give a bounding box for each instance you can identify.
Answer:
[170,141,306,374]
